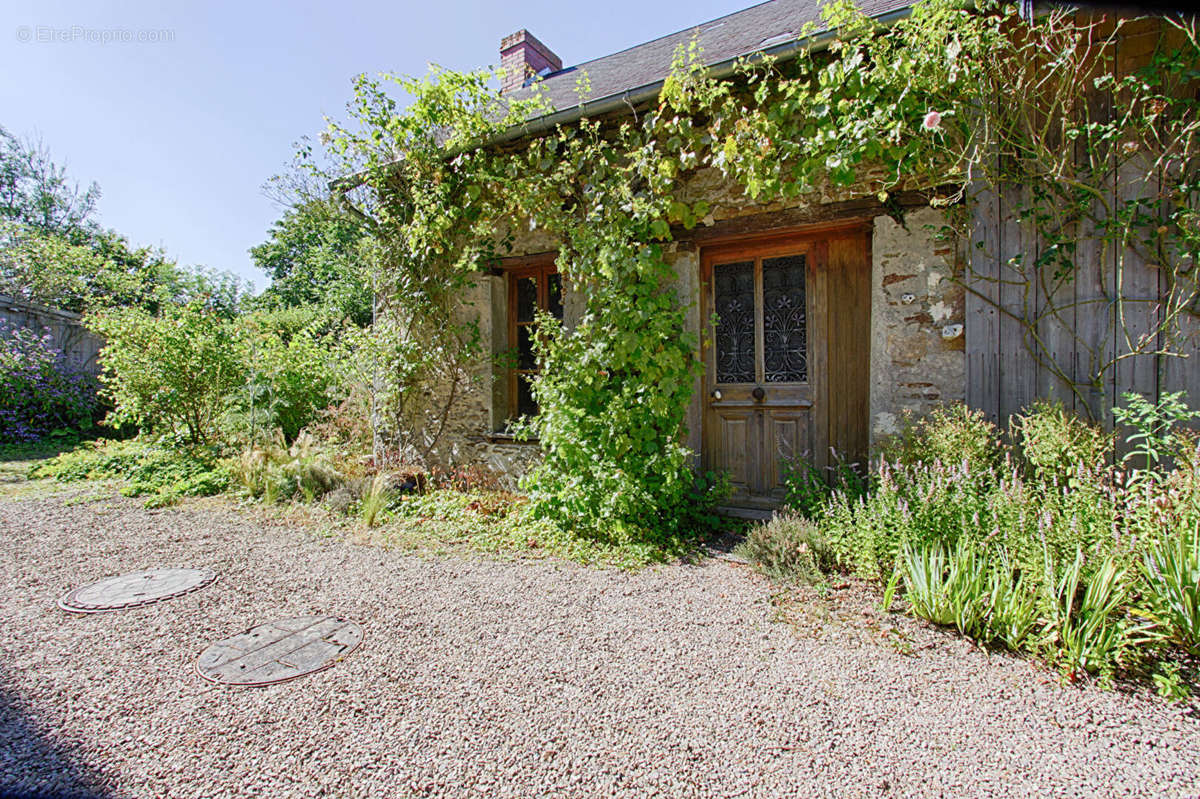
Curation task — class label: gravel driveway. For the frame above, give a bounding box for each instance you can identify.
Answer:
[1,492,1198,798]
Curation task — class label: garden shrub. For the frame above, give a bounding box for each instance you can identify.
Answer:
[1114,391,1200,471]
[0,322,97,442]
[749,397,1200,686]
[736,513,835,585]
[522,285,729,546]
[1011,400,1113,486]
[819,403,1124,584]
[781,451,868,520]
[878,404,1004,475]
[87,303,246,445]
[229,309,344,444]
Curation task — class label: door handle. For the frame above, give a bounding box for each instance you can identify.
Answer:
[711,389,722,400]
[752,386,765,401]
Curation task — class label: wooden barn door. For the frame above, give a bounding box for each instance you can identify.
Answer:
[701,225,870,509]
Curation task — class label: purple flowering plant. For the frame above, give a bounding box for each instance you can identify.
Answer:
[0,321,98,442]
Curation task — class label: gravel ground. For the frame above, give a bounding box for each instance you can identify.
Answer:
[1,492,1198,798]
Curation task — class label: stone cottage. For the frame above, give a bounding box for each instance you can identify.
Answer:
[401,0,1197,513]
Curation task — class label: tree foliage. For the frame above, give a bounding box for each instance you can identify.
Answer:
[0,123,243,315]
[249,198,372,326]
[0,125,100,238]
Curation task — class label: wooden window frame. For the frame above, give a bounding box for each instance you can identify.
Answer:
[704,244,815,388]
[501,253,561,421]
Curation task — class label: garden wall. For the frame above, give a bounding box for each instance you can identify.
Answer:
[0,293,104,376]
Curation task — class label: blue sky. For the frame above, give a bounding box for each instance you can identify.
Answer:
[3,0,751,292]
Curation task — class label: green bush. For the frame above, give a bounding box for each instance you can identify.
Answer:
[781,452,868,520]
[87,301,347,451]
[750,396,1200,687]
[229,308,343,444]
[1012,400,1113,486]
[87,303,246,445]
[878,404,1004,474]
[736,513,835,584]
[1114,391,1200,471]
[519,248,729,550]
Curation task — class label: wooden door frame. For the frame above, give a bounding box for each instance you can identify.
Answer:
[698,218,872,500]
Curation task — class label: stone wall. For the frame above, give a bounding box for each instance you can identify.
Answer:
[414,272,543,490]
[868,208,966,440]
[410,183,966,485]
[666,243,705,461]
[0,293,104,376]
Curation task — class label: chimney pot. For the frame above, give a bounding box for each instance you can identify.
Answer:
[499,29,561,94]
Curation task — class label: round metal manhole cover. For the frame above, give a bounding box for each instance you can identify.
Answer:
[195,616,363,687]
[59,568,217,613]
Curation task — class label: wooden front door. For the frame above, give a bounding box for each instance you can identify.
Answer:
[701,226,871,509]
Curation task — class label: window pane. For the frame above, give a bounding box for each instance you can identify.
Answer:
[762,254,807,383]
[547,273,563,320]
[516,375,538,417]
[517,324,536,370]
[516,275,537,322]
[713,260,756,384]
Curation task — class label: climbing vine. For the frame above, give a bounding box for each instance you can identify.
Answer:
[325,0,1200,542]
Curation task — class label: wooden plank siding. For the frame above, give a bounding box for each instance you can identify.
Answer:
[824,232,872,463]
[966,15,1200,429]
[965,179,1001,424]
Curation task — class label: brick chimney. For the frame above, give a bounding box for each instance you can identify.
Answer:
[499,30,562,94]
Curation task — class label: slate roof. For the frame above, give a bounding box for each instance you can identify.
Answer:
[515,0,912,114]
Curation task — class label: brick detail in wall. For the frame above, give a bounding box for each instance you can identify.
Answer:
[499,30,562,94]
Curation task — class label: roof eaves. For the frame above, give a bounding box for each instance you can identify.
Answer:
[332,4,913,191]
[486,5,914,148]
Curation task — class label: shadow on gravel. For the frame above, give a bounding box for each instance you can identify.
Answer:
[0,675,108,799]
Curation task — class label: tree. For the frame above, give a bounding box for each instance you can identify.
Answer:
[0,123,244,315]
[249,198,372,326]
[0,125,100,239]
[0,220,243,316]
